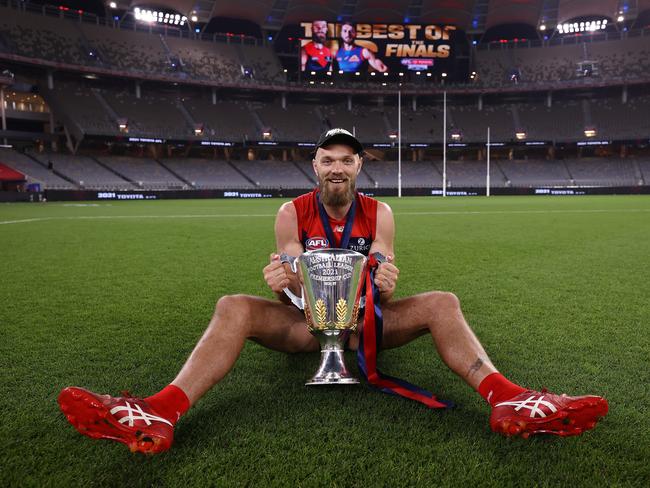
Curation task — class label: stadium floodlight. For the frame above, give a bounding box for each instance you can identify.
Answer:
[442,72,447,77]
[109,2,117,8]
[388,131,398,140]
[426,72,432,77]
[539,24,546,31]
[515,131,526,140]
[354,71,360,76]
[117,118,128,133]
[399,72,404,76]
[382,82,387,86]
[557,18,608,34]
[194,124,204,136]
[584,128,597,137]
[283,68,287,73]
[191,15,198,22]
[617,15,624,22]
[384,72,388,76]
[338,70,344,74]
[416,71,421,75]
[371,72,376,76]
[450,131,462,141]
[262,129,272,139]
[310,71,316,75]
[326,71,332,76]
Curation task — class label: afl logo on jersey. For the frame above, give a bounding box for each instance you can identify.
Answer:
[306,237,329,250]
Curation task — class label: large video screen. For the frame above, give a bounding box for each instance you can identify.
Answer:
[300,21,457,74]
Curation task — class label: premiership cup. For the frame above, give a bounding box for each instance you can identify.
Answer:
[284,249,367,385]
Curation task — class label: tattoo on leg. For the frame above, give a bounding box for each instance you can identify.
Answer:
[466,357,485,378]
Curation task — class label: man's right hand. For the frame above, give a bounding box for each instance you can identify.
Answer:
[263,253,291,293]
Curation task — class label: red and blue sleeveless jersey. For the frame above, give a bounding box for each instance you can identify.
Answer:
[335,46,365,72]
[293,189,377,256]
[304,42,332,71]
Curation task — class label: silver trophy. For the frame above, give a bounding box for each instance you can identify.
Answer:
[282,249,367,385]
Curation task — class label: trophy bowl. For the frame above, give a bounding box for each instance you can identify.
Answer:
[296,248,367,385]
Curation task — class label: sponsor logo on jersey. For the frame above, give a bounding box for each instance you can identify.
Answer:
[347,236,371,254]
[306,237,329,250]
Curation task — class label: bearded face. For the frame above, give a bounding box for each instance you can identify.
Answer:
[319,174,356,207]
[312,21,328,44]
[341,24,356,45]
[313,145,361,208]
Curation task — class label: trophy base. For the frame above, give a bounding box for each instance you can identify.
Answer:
[305,347,359,386]
[305,376,360,386]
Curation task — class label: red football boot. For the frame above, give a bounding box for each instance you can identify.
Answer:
[58,387,174,454]
[490,389,608,438]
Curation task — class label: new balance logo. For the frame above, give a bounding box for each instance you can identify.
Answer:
[495,395,558,418]
[110,402,173,427]
[326,128,353,137]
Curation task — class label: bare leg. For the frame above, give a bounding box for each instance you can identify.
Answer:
[171,294,318,405]
[372,291,497,390]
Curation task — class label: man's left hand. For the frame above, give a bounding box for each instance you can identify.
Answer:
[374,255,399,295]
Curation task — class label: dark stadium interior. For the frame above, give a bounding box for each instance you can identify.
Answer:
[1,0,650,198]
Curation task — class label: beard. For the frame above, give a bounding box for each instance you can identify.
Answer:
[319,178,356,207]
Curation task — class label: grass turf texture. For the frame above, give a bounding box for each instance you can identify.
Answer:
[1,195,648,487]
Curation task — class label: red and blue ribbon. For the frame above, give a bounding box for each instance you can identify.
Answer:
[357,254,454,409]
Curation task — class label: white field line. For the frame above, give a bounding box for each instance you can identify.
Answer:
[398,208,650,216]
[0,218,51,225]
[1,208,649,226]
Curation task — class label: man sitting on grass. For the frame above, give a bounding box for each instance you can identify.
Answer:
[58,128,608,454]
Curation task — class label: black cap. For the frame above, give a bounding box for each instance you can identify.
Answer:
[313,128,364,157]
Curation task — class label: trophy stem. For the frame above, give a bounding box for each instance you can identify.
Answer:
[306,331,359,386]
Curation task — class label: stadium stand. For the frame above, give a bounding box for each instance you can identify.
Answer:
[321,103,389,142]
[498,160,572,187]
[238,44,285,84]
[97,90,190,139]
[164,35,242,83]
[474,34,650,86]
[0,148,77,189]
[435,160,508,188]
[161,158,256,189]
[589,95,650,140]
[361,161,446,189]
[448,103,514,142]
[516,99,586,142]
[0,7,85,65]
[230,160,314,188]
[564,159,638,187]
[383,104,444,143]
[0,3,271,85]
[254,100,325,141]
[44,82,117,136]
[27,151,134,189]
[96,156,187,189]
[638,160,650,184]
[182,97,259,141]
[0,1,648,196]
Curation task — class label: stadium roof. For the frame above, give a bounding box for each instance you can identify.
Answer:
[128,0,648,31]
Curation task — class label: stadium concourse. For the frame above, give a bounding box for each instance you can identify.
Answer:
[0,0,649,199]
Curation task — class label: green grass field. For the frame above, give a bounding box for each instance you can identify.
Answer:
[1,195,649,487]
